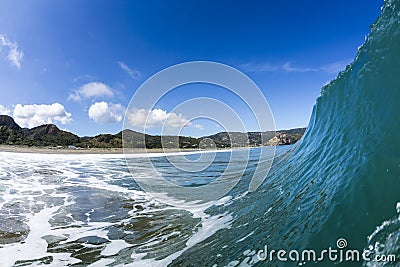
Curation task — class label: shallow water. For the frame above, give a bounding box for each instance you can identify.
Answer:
[0,150,259,266]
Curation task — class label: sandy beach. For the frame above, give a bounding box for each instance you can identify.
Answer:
[0,145,228,154]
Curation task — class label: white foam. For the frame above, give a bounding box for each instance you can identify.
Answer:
[0,151,237,266]
[236,231,255,243]
[101,239,131,256]
[128,197,233,267]
[0,206,59,266]
[87,258,116,267]
[46,253,81,266]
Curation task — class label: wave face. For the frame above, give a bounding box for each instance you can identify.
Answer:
[0,1,400,266]
[171,0,400,265]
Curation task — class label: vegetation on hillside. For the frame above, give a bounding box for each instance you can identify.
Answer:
[0,115,306,148]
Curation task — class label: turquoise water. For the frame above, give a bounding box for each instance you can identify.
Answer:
[1,0,400,266]
[174,0,400,264]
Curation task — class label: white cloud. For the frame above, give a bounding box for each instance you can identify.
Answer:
[0,33,24,69]
[68,82,114,102]
[242,62,278,72]
[88,102,125,124]
[72,74,96,83]
[126,108,193,129]
[281,62,317,72]
[242,61,317,73]
[192,124,204,130]
[118,61,142,80]
[319,59,352,74]
[242,59,352,75]
[8,46,23,69]
[13,103,72,128]
[0,105,10,115]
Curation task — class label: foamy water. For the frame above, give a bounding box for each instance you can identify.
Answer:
[0,151,237,266]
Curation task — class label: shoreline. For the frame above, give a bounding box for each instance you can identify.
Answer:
[0,145,237,155]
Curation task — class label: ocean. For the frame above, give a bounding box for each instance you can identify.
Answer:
[1,0,400,266]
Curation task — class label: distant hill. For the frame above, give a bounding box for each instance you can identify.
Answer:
[206,131,275,147]
[205,128,306,147]
[0,115,21,131]
[0,115,79,146]
[24,124,80,146]
[0,115,306,148]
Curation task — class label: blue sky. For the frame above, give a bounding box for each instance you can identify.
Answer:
[0,0,382,137]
